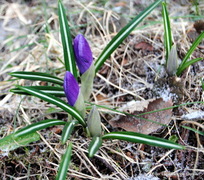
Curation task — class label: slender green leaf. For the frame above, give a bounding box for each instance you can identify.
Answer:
[0,132,40,152]
[182,31,204,64]
[177,31,204,76]
[162,2,173,61]
[103,131,185,149]
[58,0,77,78]
[176,57,203,76]
[88,136,102,158]
[201,79,204,90]
[11,43,35,52]
[11,86,65,97]
[10,71,63,85]
[17,86,86,126]
[56,143,72,180]
[182,125,204,136]
[43,0,50,33]
[94,0,163,72]
[14,119,66,137]
[61,120,78,144]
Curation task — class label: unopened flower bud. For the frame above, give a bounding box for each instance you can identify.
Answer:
[63,71,79,106]
[73,34,93,74]
[87,106,101,137]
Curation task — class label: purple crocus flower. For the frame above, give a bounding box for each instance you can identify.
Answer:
[73,34,93,74]
[63,71,79,106]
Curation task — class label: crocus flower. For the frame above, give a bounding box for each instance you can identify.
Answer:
[73,34,93,74]
[63,71,79,106]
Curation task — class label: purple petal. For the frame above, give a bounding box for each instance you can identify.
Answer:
[74,34,93,74]
[63,71,79,106]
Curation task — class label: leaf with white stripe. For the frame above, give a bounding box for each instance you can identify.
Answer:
[10,71,63,85]
[0,132,40,152]
[176,31,204,76]
[61,120,78,144]
[88,136,102,157]
[176,57,203,76]
[14,119,66,137]
[56,143,72,180]
[17,86,86,126]
[58,0,77,78]
[162,2,173,62]
[11,86,65,97]
[94,0,163,72]
[103,131,185,150]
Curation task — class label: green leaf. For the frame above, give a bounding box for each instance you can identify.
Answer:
[176,57,203,76]
[56,143,72,180]
[10,43,35,52]
[14,119,66,137]
[88,136,102,158]
[0,132,40,152]
[10,71,63,85]
[94,0,163,72]
[61,120,78,144]
[177,31,204,76]
[182,125,204,136]
[162,2,173,61]
[102,131,185,150]
[17,86,86,126]
[11,86,65,97]
[201,79,204,90]
[58,0,77,78]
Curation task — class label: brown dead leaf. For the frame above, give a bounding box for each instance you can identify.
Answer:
[98,65,109,75]
[119,99,155,113]
[121,58,128,66]
[135,41,153,51]
[115,2,127,7]
[40,81,47,86]
[96,94,110,105]
[194,20,204,33]
[109,98,173,134]
[187,29,199,42]
[49,126,62,134]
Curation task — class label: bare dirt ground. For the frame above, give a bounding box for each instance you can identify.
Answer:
[0,0,204,179]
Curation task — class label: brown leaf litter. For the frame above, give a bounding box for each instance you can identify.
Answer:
[109,98,173,134]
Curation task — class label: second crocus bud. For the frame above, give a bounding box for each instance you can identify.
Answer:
[87,105,102,137]
[63,71,85,117]
[63,71,79,106]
